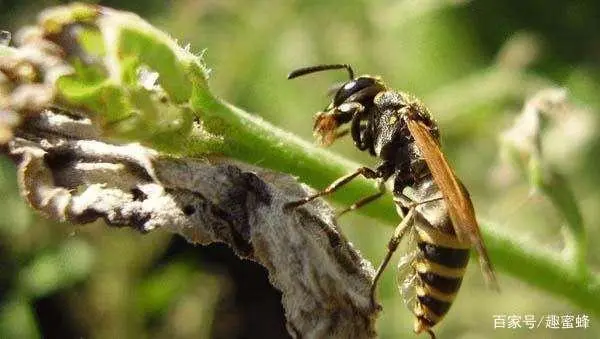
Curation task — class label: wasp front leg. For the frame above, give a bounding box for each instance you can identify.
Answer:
[286,159,394,213]
[284,166,381,209]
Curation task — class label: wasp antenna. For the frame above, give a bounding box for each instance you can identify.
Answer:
[287,64,354,80]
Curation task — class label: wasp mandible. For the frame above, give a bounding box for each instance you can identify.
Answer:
[286,64,499,338]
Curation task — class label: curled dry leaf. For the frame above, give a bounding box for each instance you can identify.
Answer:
[5,109,379,338]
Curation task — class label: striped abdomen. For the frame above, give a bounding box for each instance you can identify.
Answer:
[410,223,470,334]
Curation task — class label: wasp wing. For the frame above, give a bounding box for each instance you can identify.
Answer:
[406,117,499,291]
[397,247,420,308]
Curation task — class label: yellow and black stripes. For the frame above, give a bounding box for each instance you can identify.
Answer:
[417,242,470,268]
[417,271,462,295]
[409,225,470,335]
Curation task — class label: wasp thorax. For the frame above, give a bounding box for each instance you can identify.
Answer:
[374,90,408,110]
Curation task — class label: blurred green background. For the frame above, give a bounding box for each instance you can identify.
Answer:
[1,0,600,338]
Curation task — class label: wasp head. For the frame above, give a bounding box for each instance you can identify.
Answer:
[289,64,386,147]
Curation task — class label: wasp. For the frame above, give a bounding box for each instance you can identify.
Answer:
[286,64,499,338]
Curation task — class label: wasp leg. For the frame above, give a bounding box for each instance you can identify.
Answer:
[393,191,443,216]
[337,179,386,217]
[334,128,350,139]
[408,195,443,209]
[427,329,437,339]
[370,208,415,306]
[284,167,380,209]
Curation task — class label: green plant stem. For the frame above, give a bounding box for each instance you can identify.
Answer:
[192,91,600,317]
[191,90,399,222]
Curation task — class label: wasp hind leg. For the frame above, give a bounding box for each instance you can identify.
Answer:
[427,329,436,339]
[284,166,380,209]
[370,208,415,307]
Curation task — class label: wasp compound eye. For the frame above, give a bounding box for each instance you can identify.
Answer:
[333,77,379,106]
